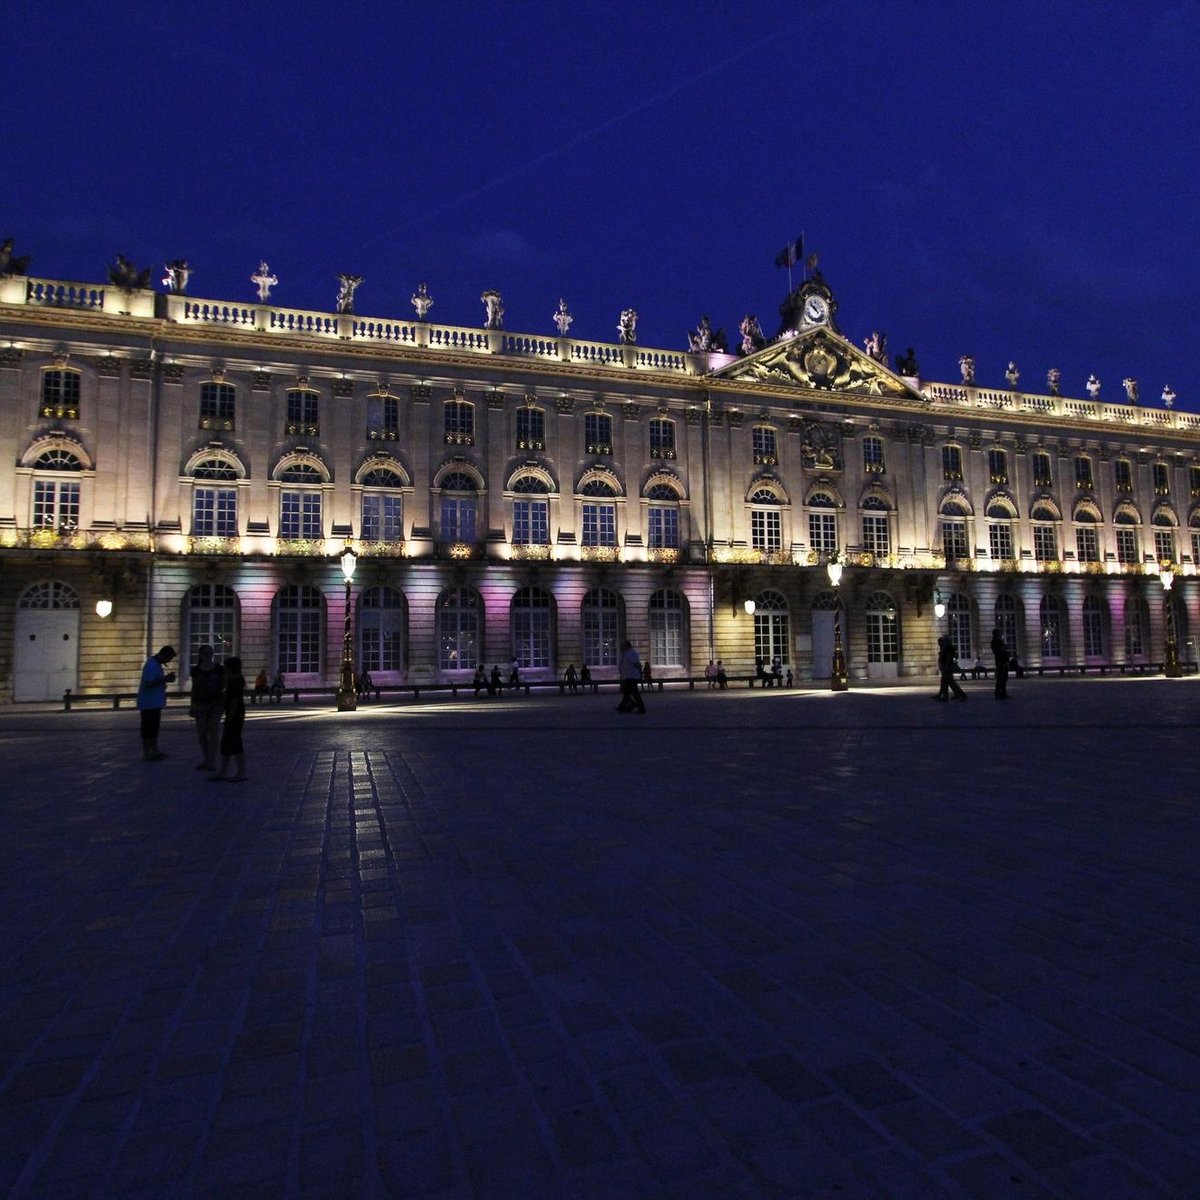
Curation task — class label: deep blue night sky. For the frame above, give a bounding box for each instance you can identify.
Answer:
[5,1,1198,406]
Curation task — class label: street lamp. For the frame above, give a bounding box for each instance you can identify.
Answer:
[1158,566,1181,678]
[336,545,358,710]
[827,559,848,691]
[933,587,946,619]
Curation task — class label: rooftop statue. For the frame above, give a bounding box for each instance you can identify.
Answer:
[337,274,364,315]
[1122,377,1139,403]
[411,282,433,320]
[481,289,504,330]
[894,347,919,377]
[162,260,190,295]
[553,298,573,336]
[958,355,976,385]
[108,255,152,290]
[618,308,638,345]
[863,330,888,364]
[252,261,277,303]
[0,237,31,276]
[739,315,765,356]
[1086,373,1101,399]
[1162,385,1176,409]
[1005,361,1020,388]
[1047,367,1061,395]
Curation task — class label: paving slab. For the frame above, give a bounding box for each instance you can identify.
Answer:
[1,676,1198,1198]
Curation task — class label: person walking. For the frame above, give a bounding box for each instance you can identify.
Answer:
[212,656,247,782]
[189,644,225,771]
[616,640,646,713]
[991,625,1010,699]
[137,645,177,761]
[934,635,967,701]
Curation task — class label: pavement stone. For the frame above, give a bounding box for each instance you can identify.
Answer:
[1,675,1199,1197]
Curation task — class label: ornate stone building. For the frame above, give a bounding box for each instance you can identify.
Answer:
[1,262,1197,700]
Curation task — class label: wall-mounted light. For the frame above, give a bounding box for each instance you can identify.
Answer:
[933,588,946,619]
[743,598,756,616]
[95,599,113,619]
[826,561,844,587]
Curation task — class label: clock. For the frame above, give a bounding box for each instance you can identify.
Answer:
[802,294,829,325]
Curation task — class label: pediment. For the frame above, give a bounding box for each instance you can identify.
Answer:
[713,327,921,400]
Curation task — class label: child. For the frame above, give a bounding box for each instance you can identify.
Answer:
[212,656,248,782]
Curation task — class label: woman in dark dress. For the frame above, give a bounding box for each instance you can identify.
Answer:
[213,656,247,782]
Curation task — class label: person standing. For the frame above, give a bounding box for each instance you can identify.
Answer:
[137,645,177,761]
[189,644,225,771]
[212,656,247,782]
[934,635,967,701]
[991,625,1010,699]
[616,640,646,713]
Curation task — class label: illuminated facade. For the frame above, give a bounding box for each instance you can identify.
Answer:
[2,266,1198,700]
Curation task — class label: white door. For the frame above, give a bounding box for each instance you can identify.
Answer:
[811,610,835,680]
[13,609,79,701]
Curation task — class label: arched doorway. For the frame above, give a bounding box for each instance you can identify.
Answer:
[14,581,80,701]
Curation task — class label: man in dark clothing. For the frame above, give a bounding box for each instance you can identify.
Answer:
[934,635,967,701]
[991,625,1010,699]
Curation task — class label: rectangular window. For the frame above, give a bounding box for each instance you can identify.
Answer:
[440,496,476,542]
[1076,526,1099,562]
[1075,456,1093,490]
[1114,460,1133,493]
[278,610,322,674]
[988,449,1008,485]
[512,610,551,669]
[988,523,1014,561]
[367,395,399,440]
[281,490,322,538]
[582,502,616,546]
[585,413,613,455]
[32,480,80,530]
[512,499,549,544]
[861,514,889,555]
[193,487,238,537]
[808,512,837,555]
[1153,463,1170,495]
[1154,529,1175,562]
[942,519,968,560]
[444,399,474,445]
[862,436,885,474]
[1033,524,1057,561]
[752,426,777,465]
[866,612,899,663]
[1033,452,1053,488]
[751,509,782,551]
[649,418,676,459]
[40,370,81,419]
[361,493,403,541]
[942,445,963,481]
[1193,531,1200,564]
[199,382,235,431]
[648,505,679,549]
[286,390,319,436]
[1116,528,1138,565]
[516,407,545,451]
[1191,467,1200,498]
[1082,605,1104,658]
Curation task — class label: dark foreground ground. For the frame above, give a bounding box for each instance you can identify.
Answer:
[1,676,1198,1199]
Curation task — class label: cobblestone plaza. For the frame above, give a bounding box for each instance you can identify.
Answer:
[1,677,1198,1198]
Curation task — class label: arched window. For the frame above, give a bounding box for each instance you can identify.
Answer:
[1031,501,1059,562]
[18,581,79,609]
[1113,458,1133,494]
[439,472,478,543]
[808,490,838,556]
[360,467,405,542]
[753,590,790,667]
[186,585,238,666]
[438,587,480,670]
[749,488,782,551]
[1190,507,1200,567]
[275,585,323,676]
[861,495,890,556]
[277,460,327,540]
[1082,594,1106,659]
[942,445,963,481]
[191,457,240,538]
[582,588,621,667]
[366,390,399,441]
[31,448,83,531]
[1114,506,1140,565]
[1073,504,1100,563]
[1040,595,1064,660]
[581,478,617,547]
[940,498,970,562]
[995,594,1020,659]
[512,586,553,669]
[1151,509,1177,564]
[646,482,681,549]
[648,589,686,667]
[512,474,550,545]
[360,586,405,673]
[986,498,1016,562]
[866,590,899,664]
[947,593,972,662]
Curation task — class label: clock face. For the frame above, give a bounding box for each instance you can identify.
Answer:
[803,294,829,325]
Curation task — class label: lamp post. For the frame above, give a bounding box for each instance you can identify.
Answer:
[1158,566,1181,678]
[827,559,848,691]
[336,546,358,711]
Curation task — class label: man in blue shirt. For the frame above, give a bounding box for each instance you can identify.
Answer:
[137,645,177,760]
